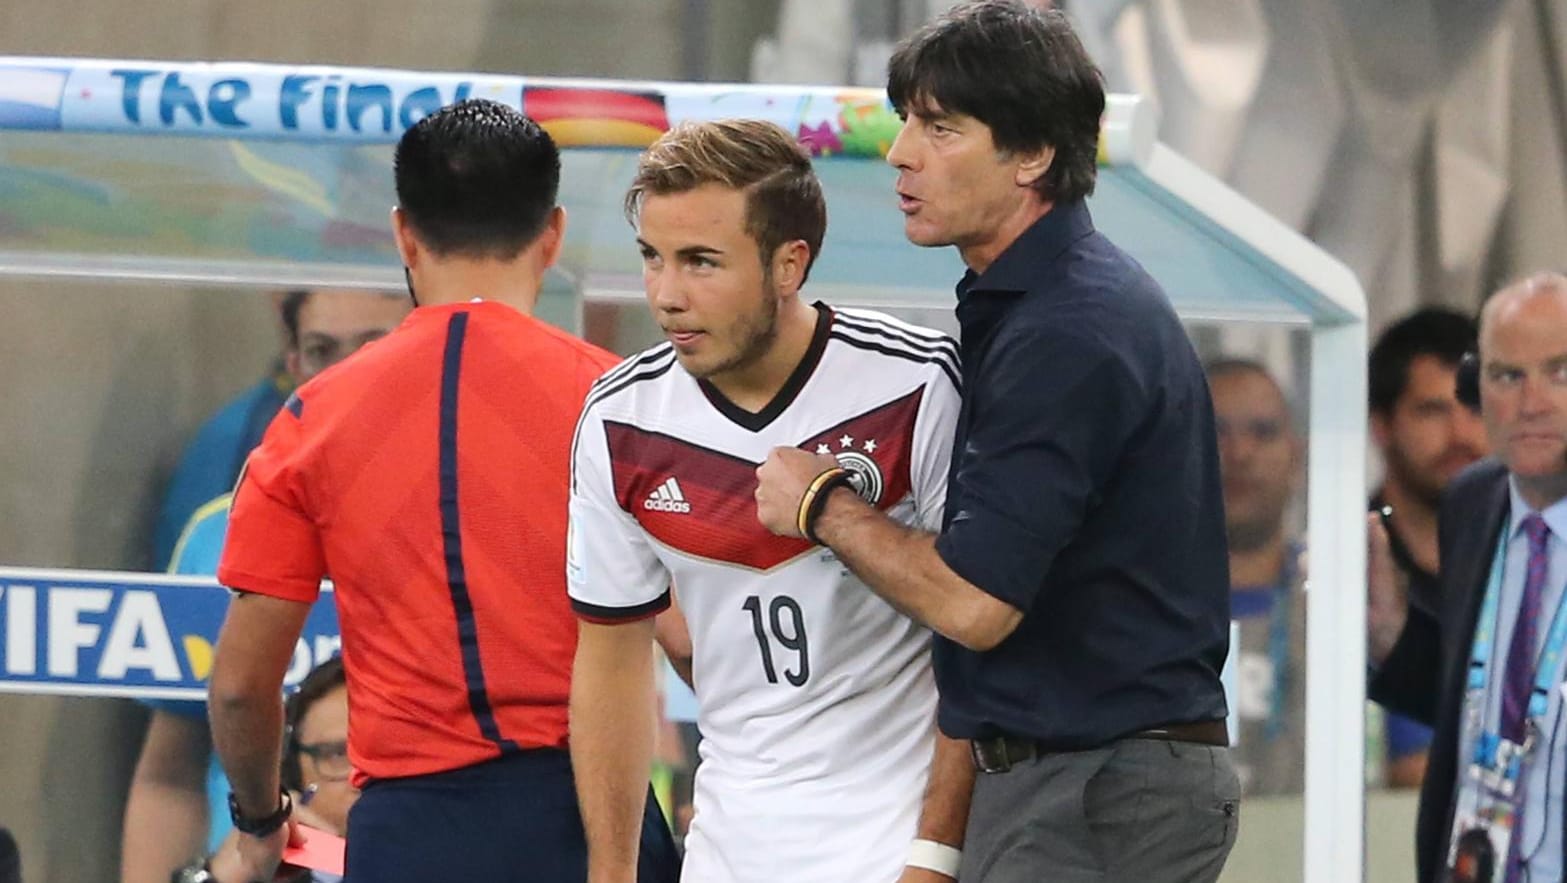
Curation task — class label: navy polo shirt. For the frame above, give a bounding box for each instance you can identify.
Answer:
[932,199,1231,747]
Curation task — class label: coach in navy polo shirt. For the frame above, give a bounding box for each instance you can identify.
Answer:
[756,4,1236,881]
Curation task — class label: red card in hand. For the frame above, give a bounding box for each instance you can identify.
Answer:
[280,824,346,876]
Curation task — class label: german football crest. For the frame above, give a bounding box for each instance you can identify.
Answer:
[833,448,884,505]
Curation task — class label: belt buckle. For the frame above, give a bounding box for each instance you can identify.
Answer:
[971,737,1013,774]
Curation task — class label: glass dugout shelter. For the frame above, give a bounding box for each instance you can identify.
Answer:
[0,57,1367,882]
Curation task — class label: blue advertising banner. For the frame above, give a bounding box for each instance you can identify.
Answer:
[0,567,338,701]
[0,567,707,720]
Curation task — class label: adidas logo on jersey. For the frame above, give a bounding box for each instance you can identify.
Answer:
[643,477,691,513]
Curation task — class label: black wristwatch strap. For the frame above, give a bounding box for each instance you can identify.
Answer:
[803,470,857,545]
[228,787,291,837]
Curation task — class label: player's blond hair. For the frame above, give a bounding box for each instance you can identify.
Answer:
[625,119,826,282]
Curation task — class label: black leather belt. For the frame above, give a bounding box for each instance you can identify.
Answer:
[970,720,1230,774]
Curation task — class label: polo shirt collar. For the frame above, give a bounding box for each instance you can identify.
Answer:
[956,198,1096,298]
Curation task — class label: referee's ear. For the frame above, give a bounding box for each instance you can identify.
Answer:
[535,206,568,271]
[390,206,420,271]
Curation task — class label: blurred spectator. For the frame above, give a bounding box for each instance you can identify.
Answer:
[150,361,286,572]
[282,656,355,837]
[122,289,407,883]
[150,289,409,570]
[1208,358,1307,796]
[1368,308,1486,789]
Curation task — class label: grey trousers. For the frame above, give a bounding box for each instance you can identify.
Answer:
[961,738,1241,883]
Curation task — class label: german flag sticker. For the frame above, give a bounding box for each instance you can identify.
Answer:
[525,87,670,149]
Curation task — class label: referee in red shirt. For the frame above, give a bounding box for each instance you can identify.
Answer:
[207,100,679,882]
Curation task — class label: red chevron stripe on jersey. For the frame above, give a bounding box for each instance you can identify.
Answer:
[604,387,925,571]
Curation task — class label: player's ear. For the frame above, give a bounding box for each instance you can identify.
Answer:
[769,240,811,298]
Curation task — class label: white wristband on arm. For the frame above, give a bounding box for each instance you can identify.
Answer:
[907,838,963,878]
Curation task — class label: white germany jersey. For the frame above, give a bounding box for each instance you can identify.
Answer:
[568,305,961,883]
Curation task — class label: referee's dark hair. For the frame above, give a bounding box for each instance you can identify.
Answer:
[394,99,561,259]
[1368,308,1478,416]
[888,0,1105,203]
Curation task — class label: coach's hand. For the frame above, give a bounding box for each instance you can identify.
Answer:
[898,867,957,883]
[755,446,841,538]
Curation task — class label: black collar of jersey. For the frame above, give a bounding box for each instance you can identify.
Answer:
[955,198,1096,299]
[697,302,833,433]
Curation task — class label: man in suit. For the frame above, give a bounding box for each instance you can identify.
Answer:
[1370,271,1567,883]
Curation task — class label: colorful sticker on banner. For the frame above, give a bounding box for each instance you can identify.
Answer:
[0,568,339,700]
[661,90,802,140]
[524,86,670,148]
[832,93,901,158]
[662,89,900,159]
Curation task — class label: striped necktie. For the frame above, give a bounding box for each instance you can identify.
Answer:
[1503,514,1551,883]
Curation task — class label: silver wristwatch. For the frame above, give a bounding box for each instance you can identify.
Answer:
[170,858,215,883]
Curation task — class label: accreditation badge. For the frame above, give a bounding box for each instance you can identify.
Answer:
[1446,800,1516,883]
[1449,827,1498,883]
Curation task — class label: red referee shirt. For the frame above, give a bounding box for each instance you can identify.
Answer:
[218,300,619,784]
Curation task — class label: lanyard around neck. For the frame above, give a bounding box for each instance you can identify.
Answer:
[1467,524,1567,735]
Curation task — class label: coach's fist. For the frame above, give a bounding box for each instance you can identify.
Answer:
[898,867,957,883]
[755,446,841,538]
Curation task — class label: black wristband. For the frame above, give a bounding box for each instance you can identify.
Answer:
[228,787,291,837]
[803,470,857,545]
